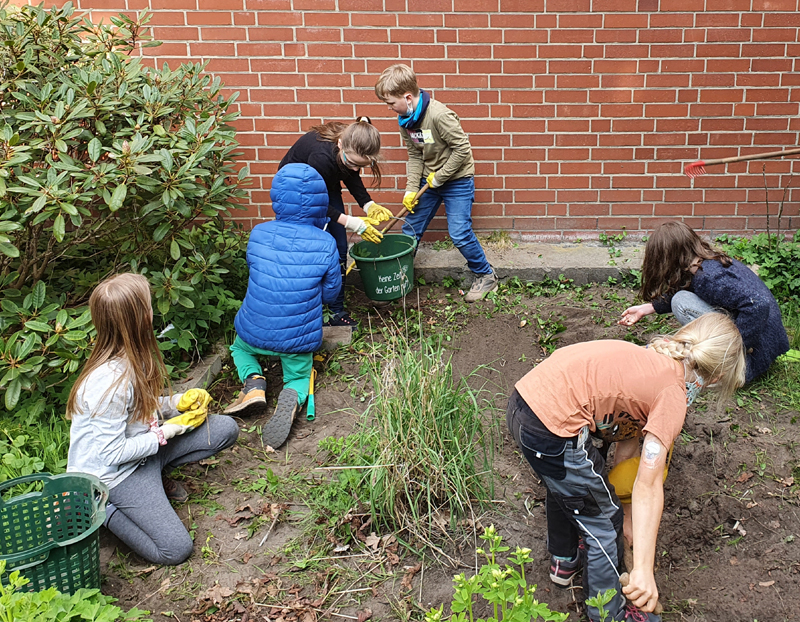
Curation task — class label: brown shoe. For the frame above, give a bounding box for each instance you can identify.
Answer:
[162,477,189,503]
[224,375,267,417]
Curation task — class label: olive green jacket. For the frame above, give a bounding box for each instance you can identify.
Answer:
[400,99,475,194]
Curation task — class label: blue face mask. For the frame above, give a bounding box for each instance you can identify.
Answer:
[685,374,706,406]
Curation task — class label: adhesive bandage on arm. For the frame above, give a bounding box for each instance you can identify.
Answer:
[642,441,662,469]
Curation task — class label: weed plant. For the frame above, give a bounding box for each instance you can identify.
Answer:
[321,333,495,547]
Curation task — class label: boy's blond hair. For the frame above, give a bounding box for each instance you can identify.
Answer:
[375,64,419,100]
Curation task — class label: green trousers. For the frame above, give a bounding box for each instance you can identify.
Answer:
[229,336,312,405]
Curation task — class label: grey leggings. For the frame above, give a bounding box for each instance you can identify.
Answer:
[670,290,715,325]
[107,415,239,565]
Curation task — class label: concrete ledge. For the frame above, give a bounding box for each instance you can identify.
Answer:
[349,241,644,288]
[174,342,230,392]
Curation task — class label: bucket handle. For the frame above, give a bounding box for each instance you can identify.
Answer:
[356,217,418,270]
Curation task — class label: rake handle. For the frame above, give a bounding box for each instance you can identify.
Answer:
[698,146,800,167]
[344,183,429,276]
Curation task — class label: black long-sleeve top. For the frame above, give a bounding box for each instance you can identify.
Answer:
[278,131,372,222]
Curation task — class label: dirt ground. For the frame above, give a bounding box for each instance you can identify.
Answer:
[100,281,800,622]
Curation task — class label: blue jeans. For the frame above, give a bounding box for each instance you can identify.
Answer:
[507,390,626,622]
[402,177,492,275]
[670,290,715,326]
[327,194,348,314]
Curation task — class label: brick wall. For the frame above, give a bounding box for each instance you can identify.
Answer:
[20,0,800,241]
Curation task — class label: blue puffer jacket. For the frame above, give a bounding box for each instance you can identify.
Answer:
[234,164,341,354]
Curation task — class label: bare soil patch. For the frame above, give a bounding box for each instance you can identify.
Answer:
[100,283,800,622]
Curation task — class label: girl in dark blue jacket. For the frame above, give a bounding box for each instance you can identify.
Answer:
[224,164,341,449]
[280,118,391,326]
[619,221,789,383]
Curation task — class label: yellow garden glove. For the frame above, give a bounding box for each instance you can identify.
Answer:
[425,171,441,189]
[365,202,392,224]
[171,389,212,430]
[402,191,419,213]
[361,224,384,244]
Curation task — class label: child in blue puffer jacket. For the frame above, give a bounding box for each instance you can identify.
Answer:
[224,164,341,449]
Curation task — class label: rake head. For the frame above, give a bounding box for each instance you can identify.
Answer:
[684,160,707,178]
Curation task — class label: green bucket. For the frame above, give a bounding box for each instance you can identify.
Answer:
[349,234,417,301]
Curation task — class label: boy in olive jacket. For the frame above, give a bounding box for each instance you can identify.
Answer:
[375,64,497,302]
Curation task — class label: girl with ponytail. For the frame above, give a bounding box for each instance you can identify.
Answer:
[279,117,389,327]
[507,313,744,622]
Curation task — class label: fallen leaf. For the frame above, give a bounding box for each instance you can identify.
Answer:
[780,477,794,487]
[365,532,381,551]
[758,427,772,435]
[234,532,248,540]
[200,584,235,604]
[199,458,219,466]
[357,608,373,622]
[401,563,422,591]
[730,556,739,565]
[759,580,775,587]
[333,544,350,553]
[746,501,758,509]
[736,472,754,483]
[134,565,157,577]
[768,520,780,530]
[519,319,527,327]
[243,552,253,564]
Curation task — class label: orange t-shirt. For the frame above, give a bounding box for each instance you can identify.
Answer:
[515,340,687,449]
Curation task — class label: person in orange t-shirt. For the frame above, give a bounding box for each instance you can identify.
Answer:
[507,314,745,622]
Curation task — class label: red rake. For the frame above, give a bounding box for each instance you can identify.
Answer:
[684,146,800,178]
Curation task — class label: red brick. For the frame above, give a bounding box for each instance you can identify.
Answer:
[556,104,600,117]
[601,103,645,117]
[397,13,442,27]
[251,58,297,72]
[646,74,690,88]
[153,27,200,40]
[187,12,232,25]
[408,0,453,9]
[234,12,256,25]
[206,58,249,72]
[353,13,397,27]
[535,45,584,59]
[544,90,587,103]
[638,29,683,43]
[601,75,644,89]
[699,89,745,102]
[593,0,637,10]
[691,74,736,87]
[649,13,694,28]
[148,13,187,26]
[244,0,283,6]
[503,29,548,44]
[545,60,592,74]
[256,11,301,25]
[491,14,536,28]
[742,43,788,56]
[296,28,342,42]
[391,30,435,43]
[753,0,797,8]
[458,29,503,44]
[248,27,294,41]
[237,42,283,55]
[535,75,556,89]
[437,30,457,43]
[595,29,638,44]
[307,43,352,56]
[445,14,490,28]
[764,12,800,27]
[593,60,638,73]
[500,0,545,10]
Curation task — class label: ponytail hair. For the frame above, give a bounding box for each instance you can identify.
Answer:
[640,221,732,303]
[649,312,746,406]
[310,117,383,188]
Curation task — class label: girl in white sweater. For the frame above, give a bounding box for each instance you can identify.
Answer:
[67,273,238,564]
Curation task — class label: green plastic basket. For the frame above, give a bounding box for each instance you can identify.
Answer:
[0,472,108,594]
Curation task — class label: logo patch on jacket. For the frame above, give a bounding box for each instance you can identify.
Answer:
[408,129,434,144]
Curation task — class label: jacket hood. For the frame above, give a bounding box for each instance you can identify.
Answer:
[271,163,329,229]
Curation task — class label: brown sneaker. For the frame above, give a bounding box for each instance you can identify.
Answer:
[224,375,267,417]
[162,477,189,503]
[262,388,298,449]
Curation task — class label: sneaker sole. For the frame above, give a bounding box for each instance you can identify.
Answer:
[262,388,298,449]
[223,396,267,418]
[549,572,578,588]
